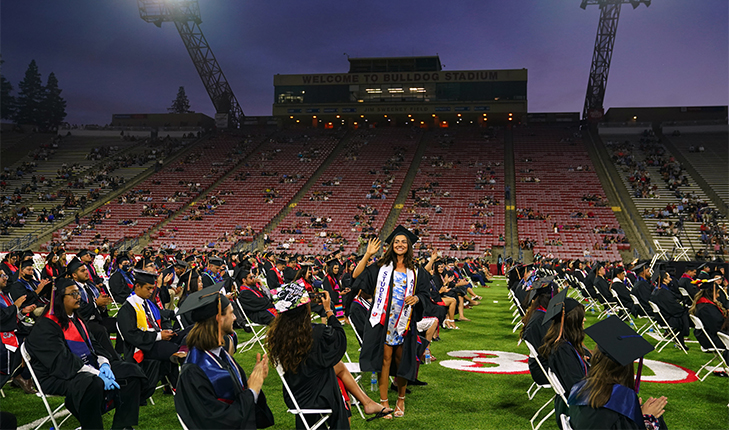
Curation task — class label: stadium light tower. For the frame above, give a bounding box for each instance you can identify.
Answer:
[138,0,244,128]
[580,0,651,122]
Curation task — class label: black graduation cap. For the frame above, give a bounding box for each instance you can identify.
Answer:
[174,260,188,269]
[507,264,523,275]
[176,285,231,323]
[181,269,200,283]
[697,262,708,271]
[505,257,514,265]
[65,257,85,275]
[19,259,35,269]
[77,249,92,258]
[208,257,225,267]
[184,255,197,263]
[542,287,579,326]
[527,276,556,303]
[276,258,286,265]
[117,254,132,264]
[133,269,157,286]
[612,266,625,277]
[385,225,419,245]
[633,261,648,274]
[22,250,34,259]
[585,316,654,367]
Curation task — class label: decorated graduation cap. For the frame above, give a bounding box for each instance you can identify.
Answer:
[526,276,556,304]
[585,316,654,393]
[133,269,157,286]
[271,282,311,313]
[542,287,580,326]
[385,224,419,245]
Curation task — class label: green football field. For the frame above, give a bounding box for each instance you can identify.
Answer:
[3,277,728,429]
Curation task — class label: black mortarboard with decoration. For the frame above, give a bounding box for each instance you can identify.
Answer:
[385,224,419,245]
[585,316,654,393]
[133,269,157,286]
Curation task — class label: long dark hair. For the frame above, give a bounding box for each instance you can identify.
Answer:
[578,349,634,408]
[293,266,311,284]
[378,235,415,270]
[538,303,587,358]
[45,279,76,330]
[267,304,313,373]
[519,293,551,338]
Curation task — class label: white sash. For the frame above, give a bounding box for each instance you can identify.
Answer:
[369,263,415,336]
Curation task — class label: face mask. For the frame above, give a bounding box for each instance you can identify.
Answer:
[23,272,34,280]
[121,265,130,271]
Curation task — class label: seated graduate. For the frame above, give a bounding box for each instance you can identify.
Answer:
[267,283,392,429]
[265,258,286,291]
[25,278,149,430]
[8,259,51,317]
[689,278,729,370]
[539,287,590,429]
[66,257,119,359]
[201,257,226,288]
[175,286,274,430]
[592,263,612,305]
[650,270,690,350]
[116,269,187,390]
[610,267,636,316]
[109,255,135,304]
[631,263,654,316]
[568,316,668,430]
[520,276,556,386]
[291,263,327,322]
[431,260,460,328]
[0,270,37,394]
[235,263,277,326]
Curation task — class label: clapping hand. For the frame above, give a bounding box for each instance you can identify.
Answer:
[640,396,667,418]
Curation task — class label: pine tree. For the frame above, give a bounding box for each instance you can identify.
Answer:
[169,86,191,114]
[41,72,67,130]
[15,60,44,126]
[0,59,16,120]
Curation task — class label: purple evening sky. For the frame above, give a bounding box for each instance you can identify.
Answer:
[1,0,727,125]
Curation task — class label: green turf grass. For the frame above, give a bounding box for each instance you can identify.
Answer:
[2,277,727,429]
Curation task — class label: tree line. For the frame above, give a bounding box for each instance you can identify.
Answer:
[1,59,67,131]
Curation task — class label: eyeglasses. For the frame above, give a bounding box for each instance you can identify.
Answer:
[0,274,8,279]
[65,291,82,298]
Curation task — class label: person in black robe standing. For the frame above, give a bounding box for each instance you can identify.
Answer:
[25,278,149,430]
[650,270,689,350]
[539,288,590,429]
[352,226,430,418]
[267,283,392,428]
[175,286,274,429]
[568,316,668,430]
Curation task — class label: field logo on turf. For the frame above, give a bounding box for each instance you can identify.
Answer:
[440,350,698,383]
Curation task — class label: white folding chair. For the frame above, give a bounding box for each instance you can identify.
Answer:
[648,302,687,354]
[630,295,658,335]
[236,298,268,353]
[523,340,551,401]
[524,341,555,430]
[653,240,669,262]
[672,237,691,261]
[20,343,73,430]
[689,315,728,381]
[609,289,638,328]
[177,413,190,430]
[560,414,575,430]
[276,364,332,430]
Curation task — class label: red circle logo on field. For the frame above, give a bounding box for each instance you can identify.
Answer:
[440,350,698,383]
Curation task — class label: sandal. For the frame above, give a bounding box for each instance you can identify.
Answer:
[379,399,393,420]
[394,396,405,418]
[366,405,394,421]
[472,295,483,301]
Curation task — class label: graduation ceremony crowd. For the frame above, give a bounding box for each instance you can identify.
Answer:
[0,222,727,430]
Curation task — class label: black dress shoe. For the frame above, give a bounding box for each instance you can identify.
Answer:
[409,379,428,386]
[12,376,37,394]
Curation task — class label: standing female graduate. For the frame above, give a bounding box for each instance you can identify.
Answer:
[568,316,668,430]
[352,225,430,418]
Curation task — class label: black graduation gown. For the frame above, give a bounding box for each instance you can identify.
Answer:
[547,342,588,429]
[25,315,149,429]
[266,268,283,290]
[322,274,343,309]
[283,266,296,283]
[650,286,689,337]
[694,302,727,351]
[0,292,19,387]
[594,276,612,304]
[422,277,448,327]
[238,286,275,325]
[522,310,548,385]
[611,280,635,314]
[631,278,653,316]
[676,276,699,303]
[356,264,429,381]
[283,315,349,430]
[109,270,134,304]
[569,403,643,429]
[175,348,274,430]
[8,278,44,308]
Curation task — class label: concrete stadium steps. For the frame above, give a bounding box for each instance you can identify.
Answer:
[664,132,729,210]
[0,132,56,169]
[603,134,718,258]
[146,128,341,251]
[267,128,421,255]
[394,128,505,258]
